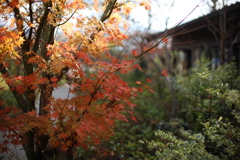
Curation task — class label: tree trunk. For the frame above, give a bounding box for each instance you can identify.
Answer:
[55,148,74,160]
[219,38,225,64]
[22,37,36,160]
[23,131,36,160]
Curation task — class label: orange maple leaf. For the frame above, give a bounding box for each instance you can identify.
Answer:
[162,37,168,43]
[27,111,36,116]
[140,2,151,10]
[136,81,142,85]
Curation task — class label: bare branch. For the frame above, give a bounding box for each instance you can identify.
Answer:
[28,0,33,42]
[57,10,77,26]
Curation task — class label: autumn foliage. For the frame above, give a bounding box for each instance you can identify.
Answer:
[0,0,167,159]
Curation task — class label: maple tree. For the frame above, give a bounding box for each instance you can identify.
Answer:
[0,0,172,159]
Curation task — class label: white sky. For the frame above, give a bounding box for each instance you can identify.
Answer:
[129,0,240,32]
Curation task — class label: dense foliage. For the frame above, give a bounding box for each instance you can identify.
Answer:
[0,0,160,159]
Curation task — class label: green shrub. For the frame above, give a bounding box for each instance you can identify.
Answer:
[139,63,240,159]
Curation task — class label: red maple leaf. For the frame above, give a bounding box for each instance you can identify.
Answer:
[58,132,68,140]
[0,146,8,153]
[146,78,152,83]
[132,87,138,92]
[132,49,138,56]
[161,70,168,76]
[51,112,59,118]
[133,64,143,71]
[60,144,68,151]
[50,77,58,82]
[144,85,154,93]
[131,116,137,122]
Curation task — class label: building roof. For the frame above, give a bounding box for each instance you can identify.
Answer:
[146,2,240,42]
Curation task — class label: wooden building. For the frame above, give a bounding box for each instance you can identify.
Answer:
[147,2,240,70]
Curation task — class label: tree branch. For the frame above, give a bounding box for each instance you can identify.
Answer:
[57,9,77,26]
[0,63,27,112]
[28,0,33,42]
[100,0,117,22]
[32,1,52,54]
